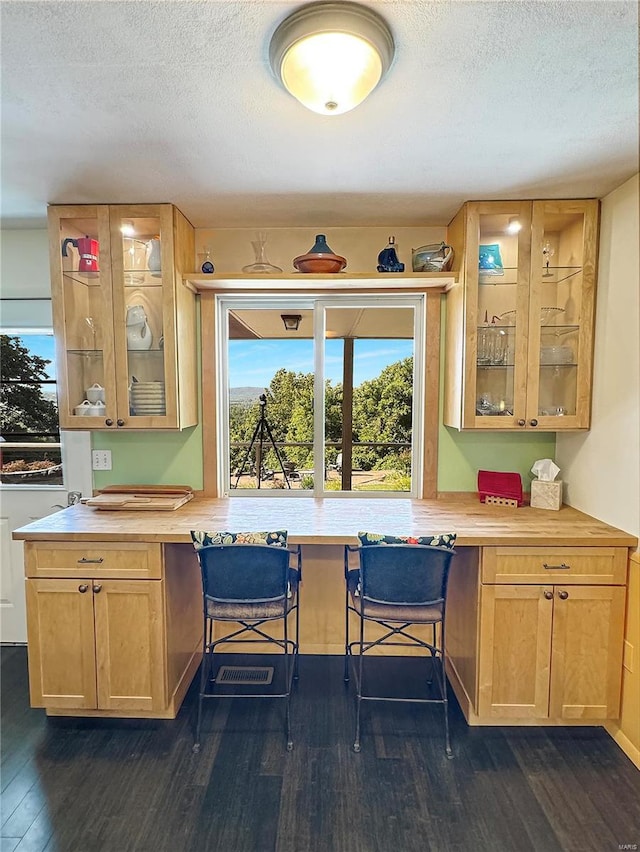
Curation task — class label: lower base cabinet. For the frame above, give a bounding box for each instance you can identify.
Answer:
[447,545,628,725]
[26,578,165,713]
[478,583,626,720]
[24,541,203,719]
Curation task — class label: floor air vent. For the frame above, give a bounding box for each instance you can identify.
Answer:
[216,666,274,685]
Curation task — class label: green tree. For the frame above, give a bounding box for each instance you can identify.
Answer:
[352,357,413,470]
[0,335,59,435]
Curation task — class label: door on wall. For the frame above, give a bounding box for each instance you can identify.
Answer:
[0,303,92,642]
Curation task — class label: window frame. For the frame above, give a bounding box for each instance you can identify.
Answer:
[200,288,442,499]
[0,299,93,495]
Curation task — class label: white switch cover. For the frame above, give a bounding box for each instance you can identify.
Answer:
[92,450,112,471]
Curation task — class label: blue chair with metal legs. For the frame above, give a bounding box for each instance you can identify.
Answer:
[344,531,456,756]
[190,529,301,752]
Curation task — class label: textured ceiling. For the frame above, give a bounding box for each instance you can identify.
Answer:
[1,0,638,230]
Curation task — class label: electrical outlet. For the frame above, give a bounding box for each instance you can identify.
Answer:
[92,450,112,471]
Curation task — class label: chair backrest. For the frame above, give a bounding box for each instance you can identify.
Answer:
[196,544,290,604]
[359,544,455,606]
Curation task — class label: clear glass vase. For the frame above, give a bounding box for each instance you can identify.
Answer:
[242,232,282,274]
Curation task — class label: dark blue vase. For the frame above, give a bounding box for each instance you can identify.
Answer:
[308,234,334,254]
[377,236,404,273]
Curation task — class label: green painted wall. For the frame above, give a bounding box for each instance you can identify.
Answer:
[92,425,203,491]
[92,297,556,494]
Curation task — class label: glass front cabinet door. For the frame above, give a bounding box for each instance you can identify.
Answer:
[48,204,197,430]
[444,199,598,431]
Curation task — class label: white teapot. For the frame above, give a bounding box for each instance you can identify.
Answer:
[126,305,153,351]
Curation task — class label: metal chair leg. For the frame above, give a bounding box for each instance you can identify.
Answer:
[193,616,211,754]
[353,616,364,752]
[344,582,350,683]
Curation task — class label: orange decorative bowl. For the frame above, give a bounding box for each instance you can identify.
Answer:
[293,252,347,274]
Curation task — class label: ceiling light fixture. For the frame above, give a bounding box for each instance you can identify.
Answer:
[281,314,302,331]
[506,217,522,234]
[269,1,395,116]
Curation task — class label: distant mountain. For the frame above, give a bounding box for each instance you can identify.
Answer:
[230,386,266,405]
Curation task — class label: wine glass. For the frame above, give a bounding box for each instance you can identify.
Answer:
[542,241,555,277]
[85,316,98,349]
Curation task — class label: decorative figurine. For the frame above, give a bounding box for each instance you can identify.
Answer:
[200,248,215,274]
[377,235,404,272]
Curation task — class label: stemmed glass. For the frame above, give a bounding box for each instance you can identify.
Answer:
[85,316,97,349]
[542,241,555,277]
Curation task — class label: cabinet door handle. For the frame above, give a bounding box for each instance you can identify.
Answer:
[543,589,553,600]
[105,419,114,427]
[543,562,570,570]
[530,419,538,427]
[517,419,526,427]
[77,557,104,564]
[557,589,569,600]
[117,419,125,427]
[78,583,89,593]
[93,584,103,594]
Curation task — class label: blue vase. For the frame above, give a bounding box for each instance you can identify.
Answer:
[377,236,404,273]
[308,234,334,254]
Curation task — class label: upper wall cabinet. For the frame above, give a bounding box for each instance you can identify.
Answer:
[48,204,197,430]
[444,200,599,431]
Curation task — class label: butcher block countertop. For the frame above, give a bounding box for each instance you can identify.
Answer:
[12,494,637,548]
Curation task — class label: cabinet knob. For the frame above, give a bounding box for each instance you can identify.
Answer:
[105,419,114,427]
[93,583,103,594]
[117,419,125,427]
[530,419,538,427]
[543,590,553,600]
[517,419,526,427]
[78,583,89,593]
[557,589,569,600]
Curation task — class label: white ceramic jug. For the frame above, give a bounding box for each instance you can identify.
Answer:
[126,305,153,351]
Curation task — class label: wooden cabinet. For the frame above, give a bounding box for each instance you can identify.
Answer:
[26,576,165,712]
[446,545,628,726]
[444,199,599,430]
[478,582,626,720]
[48,203,197,430]
[23,542,203,719]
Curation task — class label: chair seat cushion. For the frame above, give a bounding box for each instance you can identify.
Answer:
[208,594,296,620]
[191,529,288,550]
[349,585,443,623]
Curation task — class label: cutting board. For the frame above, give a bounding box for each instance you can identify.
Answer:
[86,485,194,511]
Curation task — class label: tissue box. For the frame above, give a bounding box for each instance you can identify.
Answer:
[530,479,563,510]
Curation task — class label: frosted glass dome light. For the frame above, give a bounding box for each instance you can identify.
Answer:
[269,2,395,116]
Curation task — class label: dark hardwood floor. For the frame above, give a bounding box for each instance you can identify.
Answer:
[1,645,639,852]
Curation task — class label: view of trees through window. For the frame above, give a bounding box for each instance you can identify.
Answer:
[226,303,417,493]
[0,334,62,485]
[229,356,413,491]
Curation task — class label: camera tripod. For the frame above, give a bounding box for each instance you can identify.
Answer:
[233,394,291,489]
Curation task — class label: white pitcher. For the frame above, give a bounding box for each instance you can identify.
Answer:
[126,305,153,351]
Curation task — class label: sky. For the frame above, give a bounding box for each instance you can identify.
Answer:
[13,333,413,389]
[229,338,413,388]
[6,334,57,379]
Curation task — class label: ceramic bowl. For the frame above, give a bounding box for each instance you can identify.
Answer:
[293,252,346,274]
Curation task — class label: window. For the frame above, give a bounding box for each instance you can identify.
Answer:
[0,331,63,486]
[213,294,427,498]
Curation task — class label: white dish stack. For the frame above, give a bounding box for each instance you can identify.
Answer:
[130,381,166,416]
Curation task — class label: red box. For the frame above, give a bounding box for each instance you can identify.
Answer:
[477,470,523,506]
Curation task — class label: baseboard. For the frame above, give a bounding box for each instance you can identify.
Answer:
[604,722,640,769]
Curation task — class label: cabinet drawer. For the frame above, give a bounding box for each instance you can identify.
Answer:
[25,541,162,579]
[482,546,627,585]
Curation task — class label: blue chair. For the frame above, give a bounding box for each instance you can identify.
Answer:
[190,531,301,752]
[344,532,456,756]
